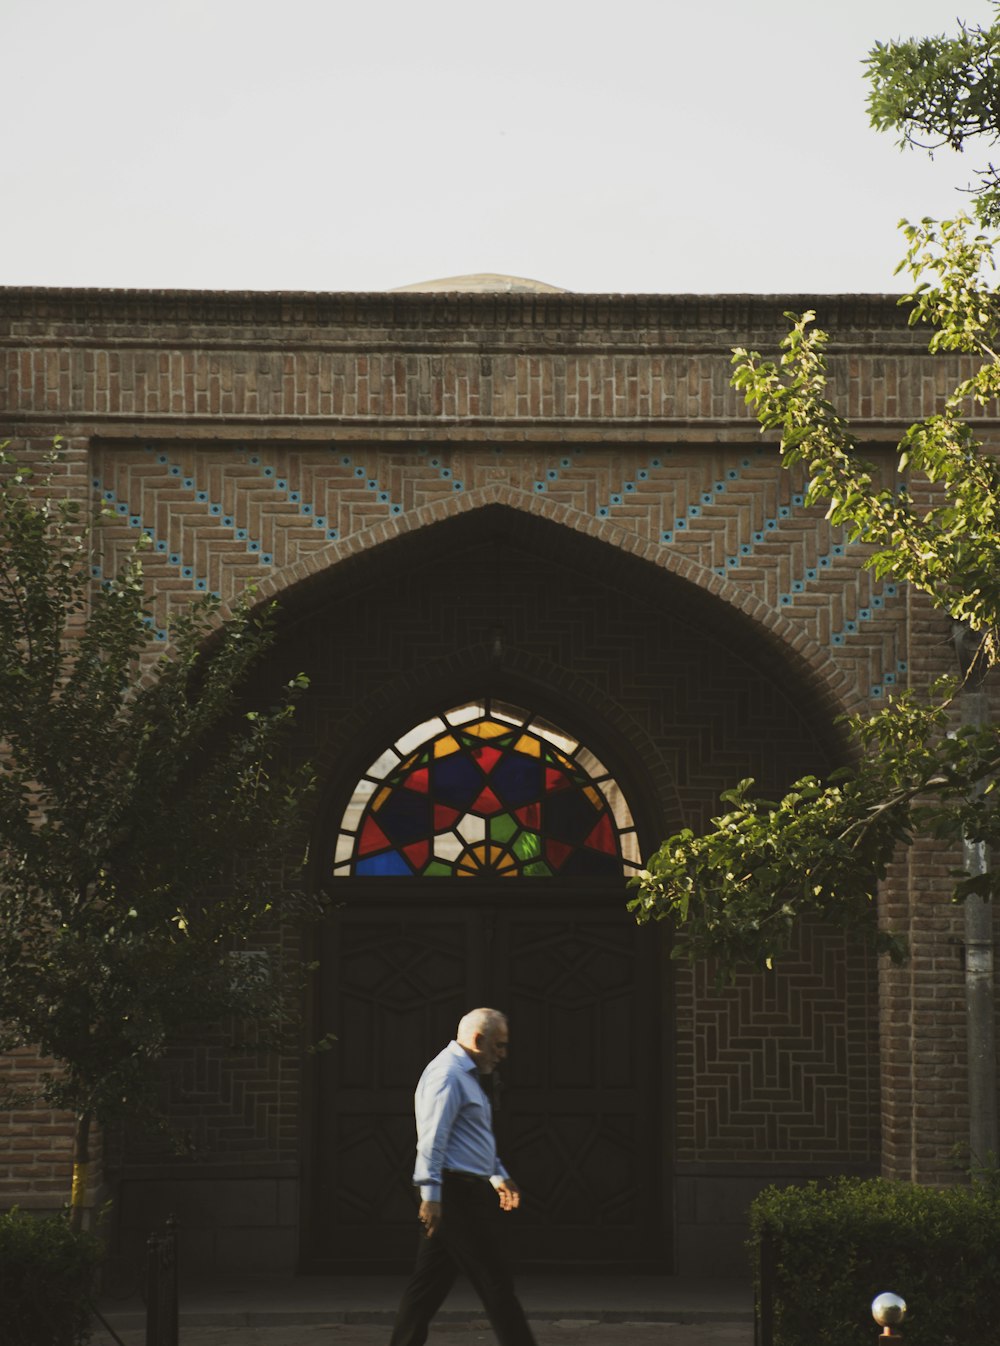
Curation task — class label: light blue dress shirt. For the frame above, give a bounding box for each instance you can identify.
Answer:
[412,1040,510,1202]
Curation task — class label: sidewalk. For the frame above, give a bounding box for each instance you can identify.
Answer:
[95,1274,755,1346]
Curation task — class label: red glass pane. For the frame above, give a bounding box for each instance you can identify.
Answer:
[515,804,542,828]
[545,767,571,793]
[404,767,430,793]
[471,785,504,816]
[403,840,430,870]
[433,803,461,831]
[584,813,616,855]
[473,744,503,774]
[359,816,392,857]
[545,838,572,870]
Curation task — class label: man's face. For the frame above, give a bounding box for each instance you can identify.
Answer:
[473,1022,509,1074]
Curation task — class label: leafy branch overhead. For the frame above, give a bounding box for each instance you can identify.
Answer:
[867,3,1000,225]
[630,10,1000,978]
[0,442,319,1146]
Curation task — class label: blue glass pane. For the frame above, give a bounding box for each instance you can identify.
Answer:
[377,791,432,845]
[490,753,542,806]
[356,851,413,876]
[430,753,482,810]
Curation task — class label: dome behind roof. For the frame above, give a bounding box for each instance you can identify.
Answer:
[392,272,567,294]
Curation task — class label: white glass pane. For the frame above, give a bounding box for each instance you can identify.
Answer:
[456,813,486,843]
[531,713,578,754]
[575,745,609,781]
[597,778,636,830]
[620,831,642,866]
[490,699,528,726]
[433,832,464,861]
[334,833,354,865]
[395,716,445,756]
[444,701,485,726]
[340,779,376,833]
[365,748,400,780]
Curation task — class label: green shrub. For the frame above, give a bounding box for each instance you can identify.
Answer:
[750,1177,1000,1346]
[0,1208,103,1346]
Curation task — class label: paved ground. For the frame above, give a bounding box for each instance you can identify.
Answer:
[96,1321,752,1345]
[94,1273,754,1346]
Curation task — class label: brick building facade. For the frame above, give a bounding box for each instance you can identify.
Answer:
[1,283,997,1276]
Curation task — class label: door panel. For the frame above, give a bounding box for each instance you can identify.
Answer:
[313,907,480,1265]
[308,893,665,1270]
[492,910,661,1265]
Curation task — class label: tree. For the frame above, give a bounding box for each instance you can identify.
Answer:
[866,3,1000,226]
[0,442,319,1230]
[629,6,1000,980]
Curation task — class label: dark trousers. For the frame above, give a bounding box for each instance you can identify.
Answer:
[388,1172,537,1346]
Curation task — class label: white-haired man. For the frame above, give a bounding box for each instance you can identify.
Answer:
[388,1007,537,1346]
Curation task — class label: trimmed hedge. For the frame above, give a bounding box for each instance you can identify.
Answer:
[750,1177,1000,1346]
[0,1208,103,1346]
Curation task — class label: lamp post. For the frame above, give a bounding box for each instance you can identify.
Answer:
[872,1292,907,1340]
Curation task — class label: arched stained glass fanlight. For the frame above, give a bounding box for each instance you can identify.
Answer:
[334,699,641,879]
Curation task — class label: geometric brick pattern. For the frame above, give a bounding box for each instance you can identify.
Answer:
[90,441,907,711]
[677,926,879,1162]
[0,285,989,1240]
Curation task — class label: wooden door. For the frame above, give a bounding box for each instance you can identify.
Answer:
[305,889,665,1270]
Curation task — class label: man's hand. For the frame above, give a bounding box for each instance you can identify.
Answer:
[495,1179,521,1212]
[419,1199,442,1237]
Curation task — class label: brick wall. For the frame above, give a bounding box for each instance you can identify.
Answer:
[1,286,996,1269]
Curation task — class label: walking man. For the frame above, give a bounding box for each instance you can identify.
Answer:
[388,1007,538,1346]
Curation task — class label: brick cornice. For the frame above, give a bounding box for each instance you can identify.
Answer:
[0,286,920,346]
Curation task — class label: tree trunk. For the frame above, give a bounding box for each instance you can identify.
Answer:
[69,1110,91,1234]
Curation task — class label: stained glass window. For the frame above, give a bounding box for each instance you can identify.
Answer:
[335,699,641,879]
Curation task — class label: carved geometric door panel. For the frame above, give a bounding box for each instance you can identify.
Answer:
[311,906,483,1266]
[491,910,663,1266]
[307,897,664,1270]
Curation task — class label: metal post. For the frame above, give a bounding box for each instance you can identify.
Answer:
[144,1217,179,1346]
[145,1232,159,1346]
[161,1216,178,1346]
[959,689,999,1169]
[755,1229,775,1346]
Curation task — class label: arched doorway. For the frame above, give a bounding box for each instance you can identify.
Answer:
[281,502,864,1276]
[305,698,665,1270]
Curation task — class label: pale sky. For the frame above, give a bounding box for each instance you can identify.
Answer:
[4,0,997,294]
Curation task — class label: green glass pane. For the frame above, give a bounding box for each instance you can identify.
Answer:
[490,813,519,843]
[514,831,541,860]
[424,860,453,876]
[523,861,552,877]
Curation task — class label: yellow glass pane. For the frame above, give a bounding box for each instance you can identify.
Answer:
[514,734,541,757]
[466,720,508,740]
[583,785,603,810]
[434,734,460,758]
[373,785,390,812]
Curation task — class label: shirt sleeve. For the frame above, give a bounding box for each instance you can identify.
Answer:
[413,1072,463,1203]
[489,1157,511,1187]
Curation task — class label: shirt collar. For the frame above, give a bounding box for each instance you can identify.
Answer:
[447,1039,479,1073]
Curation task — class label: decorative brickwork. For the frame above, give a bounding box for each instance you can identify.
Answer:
[1,287,997,1273]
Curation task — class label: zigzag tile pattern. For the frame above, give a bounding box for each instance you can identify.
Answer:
[93,442,907,701]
